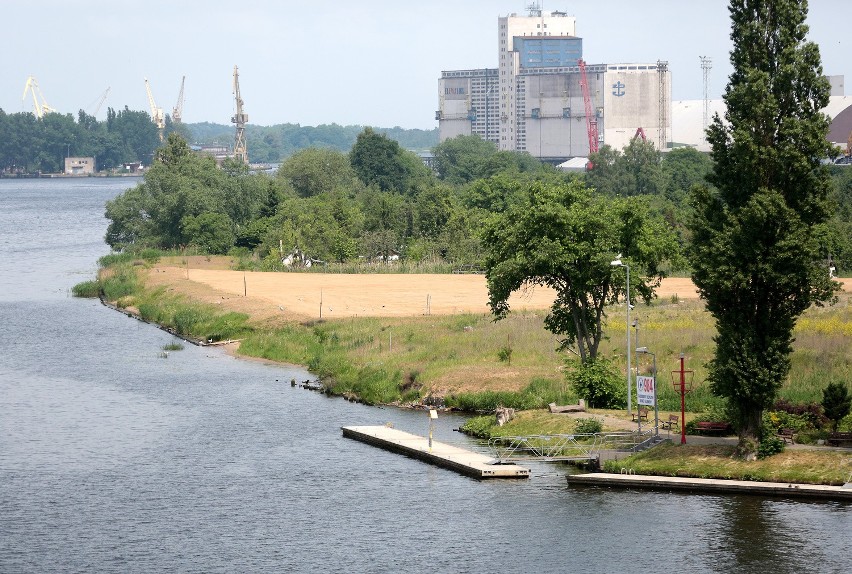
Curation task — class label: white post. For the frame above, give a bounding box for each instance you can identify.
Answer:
[626,264,632,415]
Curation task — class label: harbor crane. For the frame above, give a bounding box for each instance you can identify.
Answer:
[173,76,185,124]
[89,87,110,117]
[578,59,599,169]
[22,75,57,119]
[231,65,249,164]
[577,60,599,155]
[144,78,165,141]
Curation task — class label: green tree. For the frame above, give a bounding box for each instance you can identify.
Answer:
[432,134,498,184]
[278,147,360,197]
[349,127,419,194]
[181,212,235,254]
[661,147,713,204]
[483,180,680,364]
[821,381,851,432]
[688,0,839,458]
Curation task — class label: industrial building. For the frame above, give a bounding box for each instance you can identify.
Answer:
[438,5,852,163]
[438,5,671,163]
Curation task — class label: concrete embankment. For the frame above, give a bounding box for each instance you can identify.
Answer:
[566,472,852,501]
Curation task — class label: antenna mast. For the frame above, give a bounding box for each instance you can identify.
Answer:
[700,56,712,141]
[231,66,249,165]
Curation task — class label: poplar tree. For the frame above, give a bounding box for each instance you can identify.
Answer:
[689,0,838,458]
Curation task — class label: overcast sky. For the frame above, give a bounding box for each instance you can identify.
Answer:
[4,1,849,130]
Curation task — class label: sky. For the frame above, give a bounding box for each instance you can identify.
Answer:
[4,0,850,130]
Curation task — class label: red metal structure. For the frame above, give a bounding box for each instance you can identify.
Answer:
[634,127,646,141]
[671,354,694,445]
[578,59,599,157]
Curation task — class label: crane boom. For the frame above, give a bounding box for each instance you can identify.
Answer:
[91,87,110,117]
[173,76,185,124]
[144,78,165,141]
[22,76,56,119]
[578,60,599,155]
[231,65,249,164]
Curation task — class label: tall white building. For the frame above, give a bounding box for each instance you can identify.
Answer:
[498,7,577,151]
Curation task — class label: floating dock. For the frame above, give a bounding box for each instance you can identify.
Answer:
[566,472,852,501]
[342,425,530,479]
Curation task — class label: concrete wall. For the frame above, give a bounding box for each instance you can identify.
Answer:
[602,65,671,152]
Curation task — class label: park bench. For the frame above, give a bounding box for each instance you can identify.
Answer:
[826,432,852,447]
[776,428,796,444]
[660,414,680,431]
[694,421,732,436]
[632,407,649,423]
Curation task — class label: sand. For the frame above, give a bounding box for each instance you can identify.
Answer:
[144,259,708,322]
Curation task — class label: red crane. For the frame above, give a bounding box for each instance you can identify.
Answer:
[578,59,599,158]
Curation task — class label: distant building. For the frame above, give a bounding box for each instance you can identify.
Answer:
[438,6,671,163]
[64,157,95,175]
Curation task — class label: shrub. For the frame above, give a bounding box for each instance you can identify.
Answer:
[574,417,603,434]
[71,280,100,298]
[757,434,785,459]
[497,346,513,364]
[821,381,852,432]
[564,357,625,409]
[460,415,495,438]
[772,398,828,428]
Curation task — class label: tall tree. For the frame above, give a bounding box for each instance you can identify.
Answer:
[483,180,680,364]
[688,0,839,458]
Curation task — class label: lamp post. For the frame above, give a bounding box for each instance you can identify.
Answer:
[636,347,658,436]
[610,256,631,415]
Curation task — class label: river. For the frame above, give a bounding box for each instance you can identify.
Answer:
[0,177,849,573]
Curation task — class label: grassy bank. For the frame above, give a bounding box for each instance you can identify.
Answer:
[601,443,852,486]
[80,254,852,414]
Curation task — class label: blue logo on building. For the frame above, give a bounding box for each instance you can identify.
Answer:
[612,81,626,97]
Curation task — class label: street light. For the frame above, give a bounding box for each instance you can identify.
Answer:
[611,255,632,415]
[636,347,659,436]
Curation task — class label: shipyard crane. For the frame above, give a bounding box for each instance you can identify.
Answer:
[144,78,165,141]
[89,87,110,117]
[173,76,185,124]
[22,75,57,119]
[231,65,249,164]
[577,60,599,157]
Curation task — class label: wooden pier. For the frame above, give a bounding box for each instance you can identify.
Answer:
[342,425,530,479]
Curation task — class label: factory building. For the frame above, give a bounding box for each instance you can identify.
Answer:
[438,5,671,163]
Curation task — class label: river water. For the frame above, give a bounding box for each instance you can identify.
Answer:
[0,178,849,573]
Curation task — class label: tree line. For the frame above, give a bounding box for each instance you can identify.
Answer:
[0,106,437,174]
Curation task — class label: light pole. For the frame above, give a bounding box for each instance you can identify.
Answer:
[611,256,631,415]
[636,347,658,436]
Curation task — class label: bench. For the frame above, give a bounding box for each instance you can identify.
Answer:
[776,428,796,444]
[632,407,649,423]
[826,431,852,447]
[694,421,732,436]
[660,414,680,431]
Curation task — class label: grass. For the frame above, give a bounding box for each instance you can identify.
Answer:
[79,255,852,416]
[602,443,852,485]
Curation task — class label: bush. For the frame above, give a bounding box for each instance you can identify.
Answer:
[71,280,100,298]
[821,381,851,432]
[460,415,495,438]
[564,357,625,409]
[574,418,603,434]
[757,434,785,459]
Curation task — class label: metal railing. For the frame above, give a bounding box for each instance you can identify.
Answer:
[488,429,659,463]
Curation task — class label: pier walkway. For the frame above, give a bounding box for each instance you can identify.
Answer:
[342,425,530,479]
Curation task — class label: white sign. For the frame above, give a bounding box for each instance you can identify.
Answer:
[636,376,655,406]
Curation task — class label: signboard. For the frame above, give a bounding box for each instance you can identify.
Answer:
[636,376,655,406]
